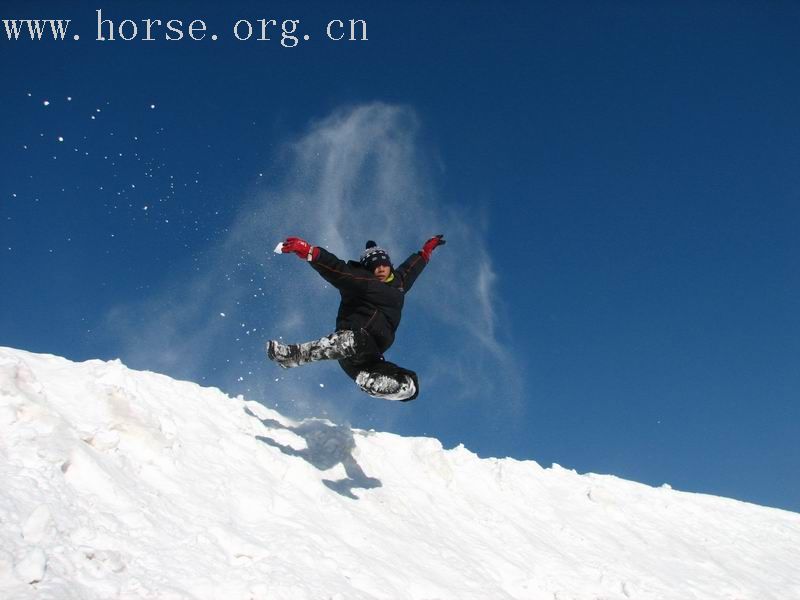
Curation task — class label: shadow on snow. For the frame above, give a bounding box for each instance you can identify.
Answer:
[246,407,382,499]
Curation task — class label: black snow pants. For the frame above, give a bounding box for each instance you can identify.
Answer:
[338,328,420,402]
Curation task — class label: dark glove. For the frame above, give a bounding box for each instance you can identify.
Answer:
[421,234,446,262]
[280,236,318,261]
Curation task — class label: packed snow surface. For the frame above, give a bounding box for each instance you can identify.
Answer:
[1,348,798,600]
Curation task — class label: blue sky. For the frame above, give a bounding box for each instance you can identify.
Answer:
[1,1,798,512]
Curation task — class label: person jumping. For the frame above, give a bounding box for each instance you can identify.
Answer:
[267,234,446,401]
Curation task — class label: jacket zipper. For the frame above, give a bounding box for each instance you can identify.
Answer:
[364,309,378,329]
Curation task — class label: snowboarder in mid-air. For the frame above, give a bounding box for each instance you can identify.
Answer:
[267,234,446,401]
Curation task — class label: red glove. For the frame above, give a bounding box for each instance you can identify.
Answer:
[280,237,318,261]
[421,234,446,262]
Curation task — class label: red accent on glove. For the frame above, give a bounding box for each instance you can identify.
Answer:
[421,234,446,262]
[281,237,318,261]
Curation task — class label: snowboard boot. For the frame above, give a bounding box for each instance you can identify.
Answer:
[355,370,417,401]
[267,330,359,369]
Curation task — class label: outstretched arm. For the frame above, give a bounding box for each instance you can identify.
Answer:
[276,236,368,291]
[395,234,446,292]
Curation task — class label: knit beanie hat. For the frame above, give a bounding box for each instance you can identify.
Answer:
[360,240,392,270]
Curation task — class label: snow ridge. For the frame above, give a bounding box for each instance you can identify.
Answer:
[0,347,798,600]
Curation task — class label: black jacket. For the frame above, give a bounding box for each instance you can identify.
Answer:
[310,247,427,353]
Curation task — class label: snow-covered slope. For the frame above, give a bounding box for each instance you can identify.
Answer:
[1,348,798,600]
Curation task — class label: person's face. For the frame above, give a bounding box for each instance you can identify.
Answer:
[373,265,391,282]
